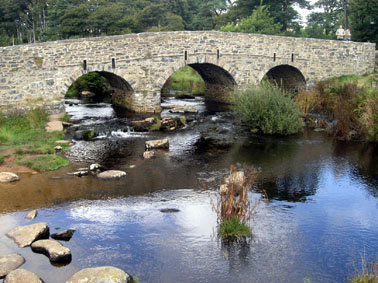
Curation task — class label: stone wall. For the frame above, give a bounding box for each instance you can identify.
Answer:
[0,31,375,113]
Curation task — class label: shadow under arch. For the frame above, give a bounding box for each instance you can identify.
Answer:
[161,63,237,105]
[263,65,306,94]
[67,71,134,109]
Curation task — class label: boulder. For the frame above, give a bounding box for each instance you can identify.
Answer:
[54,146,62,151]
[25,210,38,220]
[0,254,25,279]
[51,229,75,241]
[143,151,155,159]
[161,117,176,130]
[168,105,198,114]
[97,170,127,180]
[130,117,156,132]
[7,222,49,248]
[4,269,42,283]
[67,266,133,283]
[73,171,89,177]
[0,172,20,183]
[89,163,105,172]
[31,239,71,263]
[145,139,169,150]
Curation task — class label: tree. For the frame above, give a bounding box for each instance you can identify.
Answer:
[60,4,90,38]
[349,0,378,45]
[220,5,282,35]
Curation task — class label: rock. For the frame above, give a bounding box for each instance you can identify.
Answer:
[62,122,73,127]
[73,171,89,177]
[130,117,156,132]
[160,208,180,213]
[4,269,42,283]
[31,239,71,263]
[55,140,71,145]
[54,146,62,151]
[161,117,176,130]
[89,163,105,172]
[0,172,20,183]
[129,165,136,169]
[80,91,95,98]
[168,105,198,114]
[51,229,75,241]
[7,222,49,248]
[145,139,169,150]
[97,170,127,180]
[25,210,38,220]
[45,121,63,132]
[143,151,155,159]
[67,266,133,283]
[0,254,25,279]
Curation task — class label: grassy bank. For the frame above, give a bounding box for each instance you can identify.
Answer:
[162,66,205,97]
[0,108,69,172]
[296,73,378,142]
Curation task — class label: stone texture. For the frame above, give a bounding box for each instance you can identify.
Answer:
[130,117,156,131]
[66,266,133,283]
[45,121,63,132]
[0,32,375,113]
[31,239,71,262]
[0,172,19,183]
[143,151,155,159]
[97,170,127,179]
[25,210,38,220]
[4,269,42,283]
[7,222,49,247]
[145,139,169,150]
[0,254,25,278]
[51,229,75,241]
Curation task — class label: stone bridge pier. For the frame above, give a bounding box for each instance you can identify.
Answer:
[0,31,375,113]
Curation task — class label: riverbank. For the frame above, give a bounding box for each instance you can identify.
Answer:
[0,108,70,174]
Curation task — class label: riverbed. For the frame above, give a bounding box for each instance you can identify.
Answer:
[0,98,377,282]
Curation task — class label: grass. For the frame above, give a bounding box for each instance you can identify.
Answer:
[218,215,251,238]
[148,117,162,131]
[351,260,378,283]
[296,73,378,141]
[0,108,69,171]
[233,82,302,135]
[0,155,4,164]
[162,66,205,97]
[17,154,69,172]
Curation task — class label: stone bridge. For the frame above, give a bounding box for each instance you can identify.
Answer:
[0,31,375,113]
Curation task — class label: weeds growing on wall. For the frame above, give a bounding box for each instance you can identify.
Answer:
[296,73,378,142]
[233,82,302,135]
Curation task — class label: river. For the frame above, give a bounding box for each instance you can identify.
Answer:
[0,98,377,282]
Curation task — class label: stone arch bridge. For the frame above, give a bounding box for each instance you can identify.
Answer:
[0,31,375,113]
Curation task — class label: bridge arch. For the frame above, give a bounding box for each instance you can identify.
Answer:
[261,64,306,94]
[159,63,237,104]
[65,70,134,109]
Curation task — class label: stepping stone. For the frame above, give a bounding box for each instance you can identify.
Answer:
[0,254,25,279]
[0,172,19,183]
[145,139,169,150]
[4,269,42,283]
[31,239,71,263]
[7,222,49,248]
[67,266,133,283]
[143,151,155,159]
[25,210,38,220]
[97,170,126,180]
[51,229,75,241]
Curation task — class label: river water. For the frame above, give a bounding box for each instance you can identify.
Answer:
[0,98,377,282]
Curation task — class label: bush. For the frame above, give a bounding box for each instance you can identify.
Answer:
[233,83,302,135]
[218,216,251,238]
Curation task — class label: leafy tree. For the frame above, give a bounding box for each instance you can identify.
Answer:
[349,0,378,45]
[221,5,282,35]
[60,4,90,38]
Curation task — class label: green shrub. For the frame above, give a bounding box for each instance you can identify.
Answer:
[66,72,111,98]
[233,83,302,135]
[218,215,251,239]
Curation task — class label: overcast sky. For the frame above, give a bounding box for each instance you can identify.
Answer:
[294,0,323,25]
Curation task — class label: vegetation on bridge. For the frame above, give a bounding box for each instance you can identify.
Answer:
[0,0,376,47]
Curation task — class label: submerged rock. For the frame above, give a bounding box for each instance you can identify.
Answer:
[73,171,89,177]
[51,229,75,241]
[160,208,180,213]
[145,139,169,150]
[25,210,38,220]
[143,151,155,159]
[130,117,156,132]
[67,266,133,283]
[0,172,20,183]
[0,254,25,279]
[89,163,105,172]
[31,239,71,263]
[4,269,42,283]
[97,170,127,180]
[7,222,49,248]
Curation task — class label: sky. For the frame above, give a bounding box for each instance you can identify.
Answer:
[294,0,323,25]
